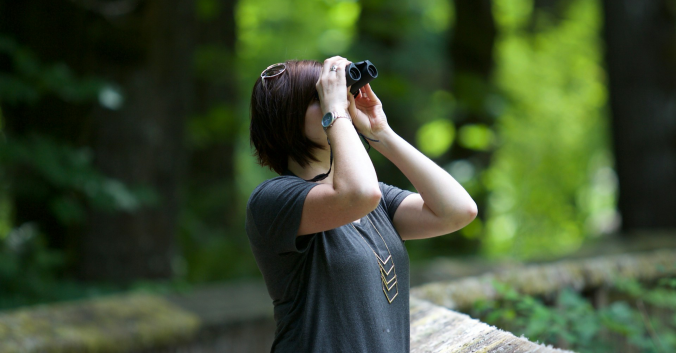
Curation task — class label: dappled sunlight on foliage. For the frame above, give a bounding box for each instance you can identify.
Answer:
[416,119,455,158]
[484,0,616,259]
[232,0,363,199]
[0,0,650,317]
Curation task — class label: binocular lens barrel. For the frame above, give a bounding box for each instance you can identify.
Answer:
[344,60,378,96]
[347,65,361,84]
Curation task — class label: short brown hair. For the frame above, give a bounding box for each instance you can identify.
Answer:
[249,60,323,175]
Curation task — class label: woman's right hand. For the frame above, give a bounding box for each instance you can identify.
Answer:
[316,56,352,114]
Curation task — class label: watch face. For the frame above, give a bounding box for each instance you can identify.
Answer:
[322,112,334,128]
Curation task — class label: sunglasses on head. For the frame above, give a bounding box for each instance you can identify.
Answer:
[261,63,286,81]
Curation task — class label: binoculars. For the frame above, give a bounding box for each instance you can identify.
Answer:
[345,60,378,96]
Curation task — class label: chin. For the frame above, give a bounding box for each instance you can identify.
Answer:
[316,140,330,149]
[311,139,330,151]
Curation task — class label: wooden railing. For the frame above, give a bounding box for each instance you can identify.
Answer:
[409,297,572,353]
[412,248,676,311]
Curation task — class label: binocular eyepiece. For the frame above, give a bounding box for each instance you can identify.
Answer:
[345,60,378,96]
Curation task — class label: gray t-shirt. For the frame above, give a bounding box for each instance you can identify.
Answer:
[246,174,414,352]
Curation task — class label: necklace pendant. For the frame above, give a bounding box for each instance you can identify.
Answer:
[378,256,398,303]
[383,285,398,304]
[351,215,399,304]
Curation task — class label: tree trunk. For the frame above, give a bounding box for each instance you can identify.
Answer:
[352,0,424,190]
[602,0,676,231]
[448,0,497,253]
[451,1,496,83]
[80,0,195,281]
[187,0,239,234]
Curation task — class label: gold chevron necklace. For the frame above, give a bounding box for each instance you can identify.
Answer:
[350,215,398,304]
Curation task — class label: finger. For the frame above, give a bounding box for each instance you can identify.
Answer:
[329,58,346,75]
[333,59,350,86]
[330,60,342,76]
[362,83,379,101]
[335,58,351,70]
[318,58,339,91]
[347,89,358,118]
[354,87,369,101]
[321,56,342,78]
[324,58,349,99]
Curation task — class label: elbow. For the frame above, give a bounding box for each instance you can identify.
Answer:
[360,185,382,213]
[466,201,478,223]
[366,187,383,211]
[458,201,479,230]
[345,185,382,215]
[441,201,478,233]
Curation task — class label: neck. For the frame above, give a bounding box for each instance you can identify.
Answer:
[287,146,333,184]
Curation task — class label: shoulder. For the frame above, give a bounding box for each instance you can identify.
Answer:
[377,181,413,200]
[248,175,316,210]
[250,175,302,196]
[377,181,415,220]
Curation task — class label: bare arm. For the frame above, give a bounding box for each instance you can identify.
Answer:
[374,129,477,240]
[350,84,477,240]
[296,57,381,235]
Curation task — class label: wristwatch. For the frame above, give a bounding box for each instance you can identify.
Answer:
[322,111,351,131]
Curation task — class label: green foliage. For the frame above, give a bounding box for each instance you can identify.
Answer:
[0,133,162,309]
[232,0,619,266]
[0,34,154,224]
[0,34,165,308]
[0,219,193,310]
[484,0,615,259]
[0,222,117,309]
[178,207,260,282]
[236,0,360,68]
[0,35,103,105]
[458,124,495,151]
[416,119,455,158]
[196,0,222,21]
[0,0,628,308]
[0,134,159,224]
[186,104,240,149]
[472,278,676,352]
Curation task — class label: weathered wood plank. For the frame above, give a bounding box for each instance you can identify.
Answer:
[0,294,200,353]
[412,232,676,286]
[410,297,573,353]
[411,249,676,310]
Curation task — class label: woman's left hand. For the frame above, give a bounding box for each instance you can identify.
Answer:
[348,84,390,140]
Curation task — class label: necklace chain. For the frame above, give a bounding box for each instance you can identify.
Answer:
[350,215,398,304]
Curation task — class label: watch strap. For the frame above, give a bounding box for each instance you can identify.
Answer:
[324,111,351,130]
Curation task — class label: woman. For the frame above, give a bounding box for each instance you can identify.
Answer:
[246,56,477,352]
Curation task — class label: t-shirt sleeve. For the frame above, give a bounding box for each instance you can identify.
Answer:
[246,176,318,255]
[378,182,415,221]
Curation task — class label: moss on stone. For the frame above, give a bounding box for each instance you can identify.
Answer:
[0,294,201,352]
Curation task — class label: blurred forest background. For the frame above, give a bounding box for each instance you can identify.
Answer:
[0,0,675,313]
